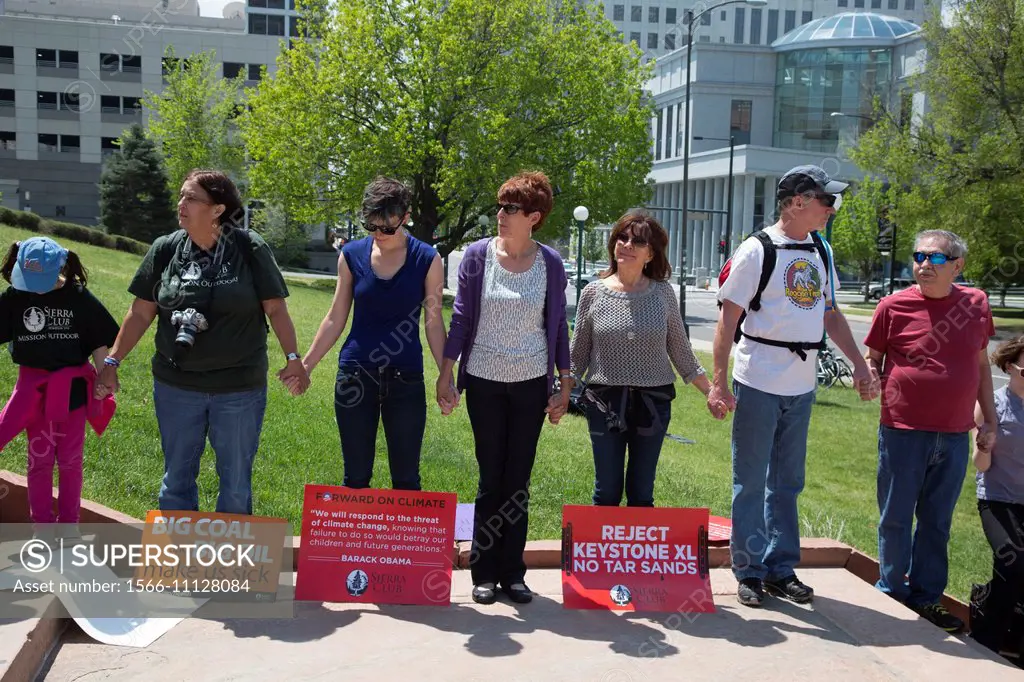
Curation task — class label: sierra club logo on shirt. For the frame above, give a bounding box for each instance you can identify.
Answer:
[179,261,238,288]
[19,305,78,340]
[784,258,822,310]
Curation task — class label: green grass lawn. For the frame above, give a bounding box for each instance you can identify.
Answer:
[0,225,996,601]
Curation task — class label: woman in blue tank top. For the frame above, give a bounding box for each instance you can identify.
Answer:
[971,335,1024,657]
[298,177,454,490]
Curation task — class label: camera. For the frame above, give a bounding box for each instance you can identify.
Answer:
[170,308,208,349]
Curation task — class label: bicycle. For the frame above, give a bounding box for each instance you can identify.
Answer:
[817,345,854,389]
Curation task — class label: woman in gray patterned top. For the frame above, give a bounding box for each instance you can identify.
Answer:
[570,212,724,507]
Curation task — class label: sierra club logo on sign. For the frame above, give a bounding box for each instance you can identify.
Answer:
[561,505,714,613]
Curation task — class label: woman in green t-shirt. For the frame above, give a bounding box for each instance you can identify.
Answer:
[97,170,308,514]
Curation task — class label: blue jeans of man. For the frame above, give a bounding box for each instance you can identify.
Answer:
[586,388,672,507]
[334,366,426,490]
[153,380,267,515]
[876,425,969,606]
[730,380,816,582]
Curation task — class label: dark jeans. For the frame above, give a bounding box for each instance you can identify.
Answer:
[153,380,267,515]
[586,386,672,507]
[465,373,548,587]
[973,499,1024,653]
[875,425,969,606]
[334,366,426,490]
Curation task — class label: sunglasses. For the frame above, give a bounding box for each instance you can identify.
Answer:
[814,193,837,208]
[1011,363,1024,378]
[364,219,403,235]
[497,203,534,216]
[615,232,649,247]
[912,251,958,265]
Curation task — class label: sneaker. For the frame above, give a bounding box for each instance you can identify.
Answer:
[737,578,764,607]
[764,575,814,604]
[911,602,964,633]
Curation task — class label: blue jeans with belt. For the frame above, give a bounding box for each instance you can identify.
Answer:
[334,365,426,490]
[153,380,267,515]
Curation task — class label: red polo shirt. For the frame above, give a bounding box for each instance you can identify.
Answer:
[864,285,994,433]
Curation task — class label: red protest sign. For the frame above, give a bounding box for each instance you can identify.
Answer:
[295,485,457,605]
[561,505,714,613]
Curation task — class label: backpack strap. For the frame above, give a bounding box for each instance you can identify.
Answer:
[748,231,776,313]
[811,231,836,311]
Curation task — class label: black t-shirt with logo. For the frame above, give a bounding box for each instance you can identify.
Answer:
[0,281,121,411]
[128,229,290,393]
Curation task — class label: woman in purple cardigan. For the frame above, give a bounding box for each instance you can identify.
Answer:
[438,171,571,606]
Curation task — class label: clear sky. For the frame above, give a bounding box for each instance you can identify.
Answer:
[198,0,235,17]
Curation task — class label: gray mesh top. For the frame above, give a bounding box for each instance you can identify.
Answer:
[570,278,705,387]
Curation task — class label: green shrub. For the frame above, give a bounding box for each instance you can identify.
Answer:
[0,208,149,255]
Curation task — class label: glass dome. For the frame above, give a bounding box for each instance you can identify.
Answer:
[772,13,920,49]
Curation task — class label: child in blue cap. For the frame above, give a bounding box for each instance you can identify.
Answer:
[0,237,120,533]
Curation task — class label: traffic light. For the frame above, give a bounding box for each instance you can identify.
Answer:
[717,240,727,255]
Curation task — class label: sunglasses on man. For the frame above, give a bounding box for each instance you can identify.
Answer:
[912,251,959,265]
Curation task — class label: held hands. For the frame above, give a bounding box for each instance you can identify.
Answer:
[435,373,459,416]
[546,387,572,425]
[976,422,998,454]
[854,363,881,402]
[93,364,119,399]
[706,383,735,419]
[278,358,311,397]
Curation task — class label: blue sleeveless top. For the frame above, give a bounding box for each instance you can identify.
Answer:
[337,234,437,373]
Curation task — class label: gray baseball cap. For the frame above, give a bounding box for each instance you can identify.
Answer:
[777,165,849,200]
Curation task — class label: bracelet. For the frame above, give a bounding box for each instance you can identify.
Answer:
[103,356,121,368]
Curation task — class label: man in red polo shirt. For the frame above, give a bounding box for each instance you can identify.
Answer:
[865,229,998,633]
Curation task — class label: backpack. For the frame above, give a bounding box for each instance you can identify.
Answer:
[717,230,833,361]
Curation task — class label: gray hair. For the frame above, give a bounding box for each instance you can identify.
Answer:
[914,230,968,258]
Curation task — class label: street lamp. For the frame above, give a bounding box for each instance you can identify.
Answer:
[573,205,589,309]
[678,0,767,331]
[478,213,489,238]
[693,135,735,270]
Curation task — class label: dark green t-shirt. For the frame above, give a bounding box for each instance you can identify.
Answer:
[128,229,289,393]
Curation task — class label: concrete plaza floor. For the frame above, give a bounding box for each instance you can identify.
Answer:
[41,567,1022,681]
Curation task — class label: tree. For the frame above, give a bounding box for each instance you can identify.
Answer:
[241,0,654,255]
[143,47,247,195]
[99,123,177,243]
[852,0,1024,305]
[251,204,310,268]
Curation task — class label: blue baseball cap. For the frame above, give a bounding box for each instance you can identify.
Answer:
[11,237,68,293]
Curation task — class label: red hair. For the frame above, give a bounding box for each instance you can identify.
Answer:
[497,171,554,231]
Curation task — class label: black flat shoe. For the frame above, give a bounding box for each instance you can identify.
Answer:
[472,583,497,605]
[502,582,533,604]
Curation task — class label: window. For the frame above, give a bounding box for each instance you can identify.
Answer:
[224,62,244,79]
[730,100,752,145]
[100,53,120,72]
[750,8,762,44]
[123,96,141,112]
[101,95,120,113]
[871,0,881,7]
[699,34,711,42]
[122,55,141,72]
[267,15,285,34]
[784,10,796,32]
[905,0,915,8]
[649,7,659,22]
[248,64,262,81]
[888,0,898,8]
[101,137,120,155]
[0,131,15,150]
[802,11,812,24]
[267,0,285,7]
[0,89,13,106]
[721,10,726,20]
[719,36,725,42]
[249,13,267,34]
[647,33,658,49]
[767,9,779,44]
[289,17,300,37]
[60,135,79,152]
[38,133,58,152]
[838,0,848,5]
[733,7,745,43]
[664,106,673,158]
[162,57,180,76]
[60,91,80,112]
[58,50,78,68]
[854,0,864,6]
[55,206,66,217]
[36,91,57,110]
[664,33,675,50]
[36,49,56,67]
[666,8,676,24]
[0,46,12,65]
[629,31,641,44]
[701,12,711,25]
[655,109,663,161]
[613,5,624,20]
[248,0,267,6]
[631,5,642,21]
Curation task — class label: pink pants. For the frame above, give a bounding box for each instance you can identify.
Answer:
[26,407,86,524]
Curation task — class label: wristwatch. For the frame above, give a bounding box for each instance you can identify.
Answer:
[286,352,300,362]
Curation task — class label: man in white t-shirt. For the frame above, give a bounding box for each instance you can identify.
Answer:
[709,165,879,608]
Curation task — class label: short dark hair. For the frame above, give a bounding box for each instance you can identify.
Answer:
[497,171,554,231]
[991,335,1024,373]
[361,176,412,222]
[185,169,244,230]
[603,211,672,282]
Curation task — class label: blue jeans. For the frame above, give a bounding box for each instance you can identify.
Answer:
[730,380,816,582]
[876,425,969,606]
[587,388,672,507]
[334,366,426,490]
[153,380,267,515]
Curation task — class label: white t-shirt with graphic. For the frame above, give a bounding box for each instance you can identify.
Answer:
[717,224,839,396]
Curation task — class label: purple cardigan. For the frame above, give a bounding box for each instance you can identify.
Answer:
[444,238,570,395]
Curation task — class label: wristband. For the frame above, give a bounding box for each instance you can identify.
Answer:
[286,352,300,362]
[103,356,121,368]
